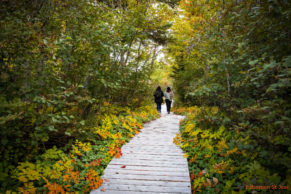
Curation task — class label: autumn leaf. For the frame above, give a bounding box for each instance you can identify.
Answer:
[101,188,105,192]
[190,173,194,180]
[121,165,126,168]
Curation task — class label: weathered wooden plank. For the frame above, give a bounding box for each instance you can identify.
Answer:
[121,150,184,155]
[130,136,177,140]
[102,174,190,182]
[96,184,191,193]
[96,178,191,187]
[91,190,185,194]
[121,152,183,156]
[123,145,179,149]
[104,169,189,177]
[122,145,181,149]
[126,143,176,146]
[117,154,185,160]
[108,163,187,169]
[110,160,187,168]
[122,145,182,149]
[109,160,187,166]
[121,150,183,154]
[106,165,189,172]
[111,158,186,164]
[112,156,186,161]
[122,152,184,156]
[122,148,183,152]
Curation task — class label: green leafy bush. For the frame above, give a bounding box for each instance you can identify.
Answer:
[173,106,290,193]
[4,106,159,193]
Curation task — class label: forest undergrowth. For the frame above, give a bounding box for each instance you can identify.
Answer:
[1,0,290,193]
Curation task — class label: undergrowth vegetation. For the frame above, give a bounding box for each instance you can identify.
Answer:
[173,106,290,193]
[1,0,290,193]
[6,106,159,193]
[169,0,290,193]
[0,0,173,192]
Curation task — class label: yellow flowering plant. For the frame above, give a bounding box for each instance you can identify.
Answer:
[173,106,283,193]
[11,105,159,193]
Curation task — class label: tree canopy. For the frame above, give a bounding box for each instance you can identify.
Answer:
[168,0,291,192]
[1,0,290,192]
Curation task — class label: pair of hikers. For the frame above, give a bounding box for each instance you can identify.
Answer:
[153,86,173,114]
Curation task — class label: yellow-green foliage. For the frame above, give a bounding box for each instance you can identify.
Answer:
[0,0,173,191]
[11,106,159,193]
[174,107,288,193]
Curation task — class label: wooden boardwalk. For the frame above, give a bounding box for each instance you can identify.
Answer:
[91,105,191,194]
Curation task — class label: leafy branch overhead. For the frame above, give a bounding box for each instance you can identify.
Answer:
[0,0,173,192]
[1,0,290,193]
[169,0,291,192]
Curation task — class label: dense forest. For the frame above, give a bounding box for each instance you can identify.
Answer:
[1,0,290,193]
[0,0,173,192]
[169,0,291,193]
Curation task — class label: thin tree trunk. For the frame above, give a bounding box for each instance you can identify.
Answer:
[124,38,135,66]
[225,66,231,96]
[222,0,231,97]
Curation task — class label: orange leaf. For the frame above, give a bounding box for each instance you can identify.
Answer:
[121,165,126,168]
[190,173,194,180]
[104,179,110,182]
[101,188,105,192]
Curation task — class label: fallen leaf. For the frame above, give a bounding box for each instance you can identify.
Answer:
[101,188,105,192]
[104,179,110,182]
[121,165,126,168]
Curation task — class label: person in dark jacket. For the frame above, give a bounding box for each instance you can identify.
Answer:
[153,86,164,113]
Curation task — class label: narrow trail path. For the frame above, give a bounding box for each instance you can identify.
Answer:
[91,105,191,194]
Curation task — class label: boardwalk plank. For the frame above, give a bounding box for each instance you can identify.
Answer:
[92,190,187,194]
[112,157,186,162]
[106,165,189,172]
[91,106,190,194]
[96,184,190,193]
[102,174,189,182]
[95,179,190,187]
[117,154,184,160]
[104,169,190,177]
[122,152,183,156]
[110,159,187,166]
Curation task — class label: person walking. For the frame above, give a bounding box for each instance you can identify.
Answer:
[164,87,173,114]
[154,86,164,114]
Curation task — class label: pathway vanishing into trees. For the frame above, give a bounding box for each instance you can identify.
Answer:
[91,105,191,194]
